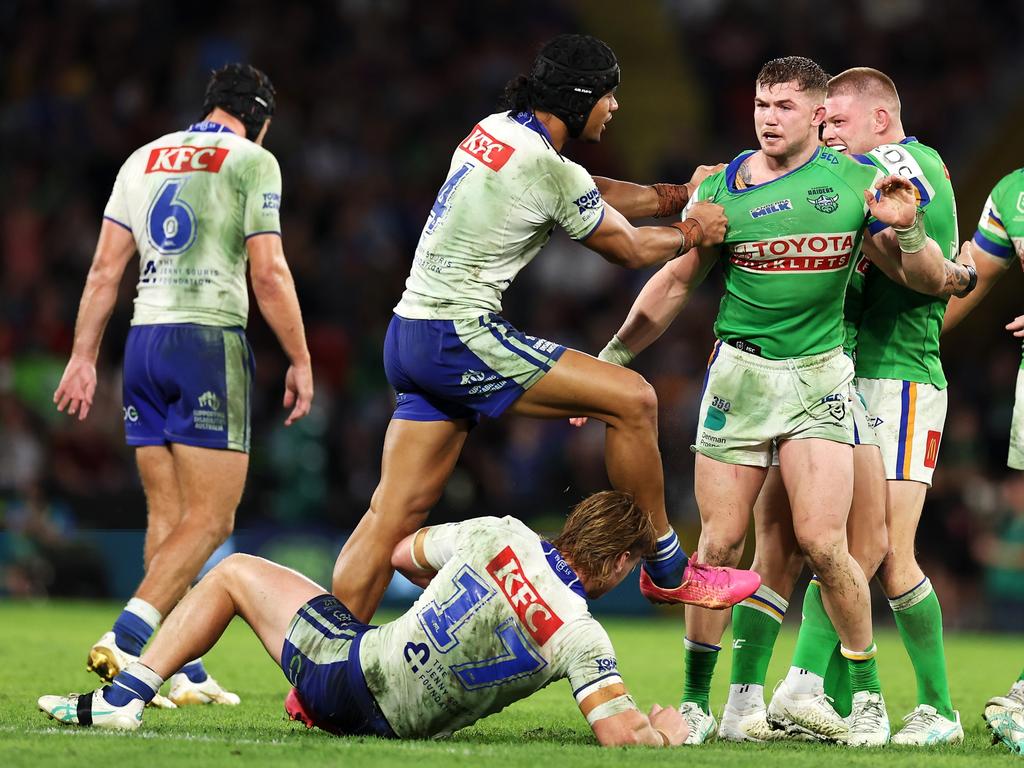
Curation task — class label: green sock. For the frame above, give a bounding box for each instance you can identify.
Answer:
[683,637,720,714]
[889,578,954,719]
[843,643,882,695]
[791,578,840,676]
[823,642,852,717]
[730,585,788,685]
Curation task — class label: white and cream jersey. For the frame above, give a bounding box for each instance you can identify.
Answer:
[357,516,623,738]
[393,111,606,319]
[104,121,282,328]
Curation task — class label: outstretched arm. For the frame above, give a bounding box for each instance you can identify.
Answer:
[583,687,688,747]
[391,522,463,588]
[593,164,722,220]
[53,219,137,421]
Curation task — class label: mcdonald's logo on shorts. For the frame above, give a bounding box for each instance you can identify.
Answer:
[924,430,942,469]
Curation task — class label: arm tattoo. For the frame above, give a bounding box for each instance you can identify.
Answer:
[943,261,972,298]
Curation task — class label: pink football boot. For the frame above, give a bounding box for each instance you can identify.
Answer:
[640,561,761,609]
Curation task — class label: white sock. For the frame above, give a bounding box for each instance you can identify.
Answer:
[727,683,765,713]
[125,597,163,630]
[785,666,824,696]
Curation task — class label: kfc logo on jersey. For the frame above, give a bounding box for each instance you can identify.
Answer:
[486,546,563,646]
[146,146,229,174]
[459,125,515,171]
[729,232,856,273]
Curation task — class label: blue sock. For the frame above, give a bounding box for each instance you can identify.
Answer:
[112,610,156,656]
[180,658,209,683]
[643,529,689,588]
[102,663,164,706]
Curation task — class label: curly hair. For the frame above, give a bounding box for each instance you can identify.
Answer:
[756,56,828,99]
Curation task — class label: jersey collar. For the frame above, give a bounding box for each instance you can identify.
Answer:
[186,120,236,135]
[725,146,821,194]
[541,542,588,600]
[510,110,562,158]
[901,136,918,145]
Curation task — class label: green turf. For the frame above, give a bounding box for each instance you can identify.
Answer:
[0,601,1019,766]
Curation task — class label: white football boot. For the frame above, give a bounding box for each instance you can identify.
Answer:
[86,631,175,709]
[679,701,717,744]
[985,681,1024,754]
[168,672,241,706]
[891,704,963,745]
[719,701,798,741]
[38,689,144,730]
[767,679,848,741]
[847,691,890,746]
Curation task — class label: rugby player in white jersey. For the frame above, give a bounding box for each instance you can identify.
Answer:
[52,64,313,707]
[40,490,693,747]
[329,34,760,635]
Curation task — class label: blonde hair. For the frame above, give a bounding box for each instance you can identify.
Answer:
[827,67,901,114]
[550,490,657,584]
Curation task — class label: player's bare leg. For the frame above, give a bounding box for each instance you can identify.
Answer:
[679,454,766,741]
[332,418,470,622]
[512,350,760,607]
[41,554,323,729]
[848,445,889,579]
[720,466,804,741]
[137,446,183,569]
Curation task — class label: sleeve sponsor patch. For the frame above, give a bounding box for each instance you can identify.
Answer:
[459,125,515,171]
[486,546,563,646]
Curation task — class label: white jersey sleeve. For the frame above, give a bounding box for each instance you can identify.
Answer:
[557,617,623,706]
[103,161,131,230]
[533,159,605,241]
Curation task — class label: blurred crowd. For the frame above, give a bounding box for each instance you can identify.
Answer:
[2,0,1023,627]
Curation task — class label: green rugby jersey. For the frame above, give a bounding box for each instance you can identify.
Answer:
[688,146,882,359]
[972,168,1024,367]
[845,138,958,387]
[103,121,282,328]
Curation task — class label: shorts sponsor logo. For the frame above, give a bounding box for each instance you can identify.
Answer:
[924,429,941,468]
[486,546,563,646]
[729,232,856,273]
[459,125,515,171]
[704,405,728,431]
[122,405,139,423]
[868,415,884,428]
[145,146,229,173]
[194,390,226,432]
[529,337,560,354]
[460,369,507,396]
[572,187,603,215]
[712,396,731,413]
[821,392,847,422]
[749,199,792,219]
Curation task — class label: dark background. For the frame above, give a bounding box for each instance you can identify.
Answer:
[2,0,1023,626]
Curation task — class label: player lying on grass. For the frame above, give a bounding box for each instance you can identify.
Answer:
[39,491,690,746]
[984,671,1024,755]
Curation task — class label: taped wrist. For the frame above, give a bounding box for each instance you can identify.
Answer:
[585,693,638,726]
[598,334,635,367]
[654,727,671,747]
[671,218,702,255]
[652,183,690,218]
[894,208,927,253]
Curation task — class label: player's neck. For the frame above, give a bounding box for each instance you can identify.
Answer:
[755,141,818,180]
[534,111,568,152]
[203,109,246,138]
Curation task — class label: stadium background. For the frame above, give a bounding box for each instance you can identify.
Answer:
[1,0,1022,628]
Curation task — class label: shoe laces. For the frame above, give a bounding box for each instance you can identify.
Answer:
[850,695,885,730]
[1009,681,1024,706]
[898,705,937,735]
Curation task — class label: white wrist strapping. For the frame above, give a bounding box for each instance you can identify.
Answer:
[894,208,927,253]
[598,334,635,367]
[584,693,638,725]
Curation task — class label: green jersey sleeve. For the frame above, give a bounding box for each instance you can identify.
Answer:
[242,150,283,238]
[972,168,1024,264]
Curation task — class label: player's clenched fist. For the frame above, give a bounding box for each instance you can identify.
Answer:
[683,200,728,246]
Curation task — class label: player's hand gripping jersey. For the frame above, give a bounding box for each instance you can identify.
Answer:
[844,138,958,386]
[359,516,625,738]
[394,112,605,319]
[103,122,282,327]
[687,146,883,360]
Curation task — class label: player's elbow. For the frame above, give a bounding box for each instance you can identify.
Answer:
[250,262,290,299]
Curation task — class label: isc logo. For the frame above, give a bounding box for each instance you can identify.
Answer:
[486,546,563,645]
[146,146,229,174]
[459,125,515,171]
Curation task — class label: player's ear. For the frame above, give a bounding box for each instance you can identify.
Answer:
[810,103,825,127]
[873,108,889,135]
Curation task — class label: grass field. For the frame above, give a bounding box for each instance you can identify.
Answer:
[0,601,1019,767]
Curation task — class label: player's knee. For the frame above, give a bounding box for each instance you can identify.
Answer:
[616,375,658,427]
[700,538,745,567]
[799,535,845,577]
[853,529,888,578]
[208,552,254,585]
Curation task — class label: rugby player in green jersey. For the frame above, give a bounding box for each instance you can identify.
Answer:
[52,65,313,708]
[593,57,975,745]
[724,68,970,747]
[943,169,1024,754]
